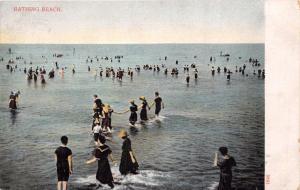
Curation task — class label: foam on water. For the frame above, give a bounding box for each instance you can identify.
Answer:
[74,168,172,189]
[207,182,218,190]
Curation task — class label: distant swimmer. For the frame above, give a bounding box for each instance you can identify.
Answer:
[49,69,55,78]
[226,71,231,81]
[194,69,198,79]
[139,96,150,121]
[211,67,215,76]
[33,72,38,82]
[41,74,46,84]
[9,91,17,110]
[186,74,190,84]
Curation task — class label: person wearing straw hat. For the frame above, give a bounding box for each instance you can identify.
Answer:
[118,129,139,175]
[86,135,116,189]
[102,104,113,133]
[138,96,150,121]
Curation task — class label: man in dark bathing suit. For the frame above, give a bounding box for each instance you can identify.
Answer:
[55,136,73,190]
[153,92,164,117]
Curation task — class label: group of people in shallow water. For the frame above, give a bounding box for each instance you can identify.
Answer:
[3,50,245,190]
[55,92,164,190]
[3,50,265,90]
[91,91,164,137]
[55,128,139,190]
[54,135,237,190]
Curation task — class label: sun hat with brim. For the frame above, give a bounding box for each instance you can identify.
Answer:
[118,129,128,138]
[103,104,110,112]
[139,96,145,100]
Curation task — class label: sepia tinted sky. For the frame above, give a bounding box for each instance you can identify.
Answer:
[0,0,264,44]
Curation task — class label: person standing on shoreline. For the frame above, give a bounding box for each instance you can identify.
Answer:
[55,136,73,190]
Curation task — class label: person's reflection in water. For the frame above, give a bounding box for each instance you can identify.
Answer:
[10,109,17,125]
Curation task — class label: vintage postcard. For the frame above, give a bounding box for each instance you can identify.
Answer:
[0,0,298,190]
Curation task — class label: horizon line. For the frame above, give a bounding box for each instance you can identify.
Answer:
[0,42,265,45]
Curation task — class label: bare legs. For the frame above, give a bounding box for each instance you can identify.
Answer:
[57,181,68,190]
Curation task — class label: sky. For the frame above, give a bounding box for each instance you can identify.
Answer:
[0,0,264,44]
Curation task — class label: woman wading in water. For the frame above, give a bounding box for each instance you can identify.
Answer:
[86,135,116,189]
[114,100,138,127]
[118,129,139,175]
[139,96,150,121]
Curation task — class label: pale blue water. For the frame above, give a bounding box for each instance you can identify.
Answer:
[0,44,264,190]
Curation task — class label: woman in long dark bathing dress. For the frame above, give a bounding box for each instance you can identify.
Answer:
[139,96,150,121]
[118,129,139,175]
[86,135,116,189]
[214,147,236,190]
[129,100,138,126]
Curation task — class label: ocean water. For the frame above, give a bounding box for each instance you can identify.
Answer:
[0,44,264,190]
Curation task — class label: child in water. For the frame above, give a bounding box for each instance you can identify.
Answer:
[93,118,102,145]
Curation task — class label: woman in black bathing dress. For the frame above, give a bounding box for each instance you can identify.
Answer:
[214,147,236,190]
[129,100,138,126]
[86,135,116,189]
[139,96,150,121]
[118,129,139,175]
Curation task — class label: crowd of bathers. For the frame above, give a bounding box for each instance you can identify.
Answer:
[91,92,164,144]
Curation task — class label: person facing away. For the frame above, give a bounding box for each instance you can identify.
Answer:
[186,74,190,84]
[55,136,73,190]
[9,91,17,110]
[86,135,116,189]
[153,92,164,117]
[93,95,103,116]
[129,100,138,126]
[213,147,236,190]
[139,96,150,121]
[118,129,139,175]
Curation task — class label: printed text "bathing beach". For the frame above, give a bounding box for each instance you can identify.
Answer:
[13,7,62,12]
